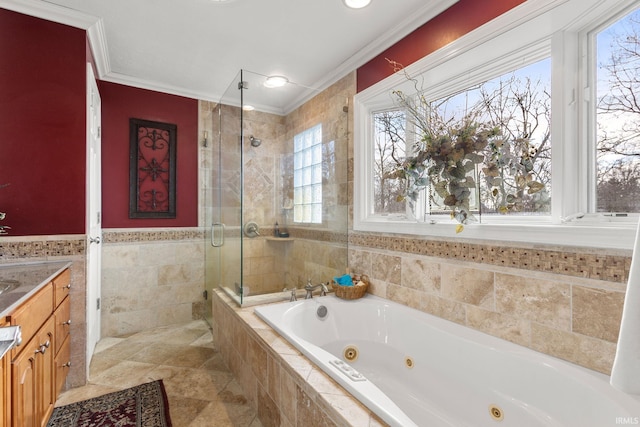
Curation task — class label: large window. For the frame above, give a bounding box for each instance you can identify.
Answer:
[373,60,552,221]
[355,0,640,249]
[596,8,640,212]
[293,124,322,224]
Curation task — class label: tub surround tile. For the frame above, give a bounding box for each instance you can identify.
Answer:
[466,306,531,347]
[401,257,441,293]
[213,290,387,427]
[441,265,494,309]
[495,273,571,331]
[418,293,466,325]
[348,232,631,283]
[387,283,422,310]
[531,323,617,374]
[350,233,627,374]
[371,253,401,285]
[572,286,624,342]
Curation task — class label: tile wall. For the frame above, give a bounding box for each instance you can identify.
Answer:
[211,289,386,427]
[347,233,628,374]
[201,70,630,377]
[100,228,205,337]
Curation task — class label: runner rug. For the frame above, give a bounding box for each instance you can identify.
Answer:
[46,380,172,427]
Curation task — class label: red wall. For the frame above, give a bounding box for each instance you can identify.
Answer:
[0,9,87,236]
[100,81,198,228]
[357,0,526,92]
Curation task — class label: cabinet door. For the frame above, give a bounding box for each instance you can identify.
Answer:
[12,342,37,427]
[12,316,55,427]
[37,317,55,427]
[54,335,70,398]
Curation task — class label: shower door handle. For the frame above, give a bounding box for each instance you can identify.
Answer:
[211,222,225,247]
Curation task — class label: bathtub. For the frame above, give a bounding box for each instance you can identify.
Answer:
[254,294,640,427]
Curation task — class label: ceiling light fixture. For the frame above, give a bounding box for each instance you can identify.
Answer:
[242,105,255,111]
[263,75,289,88]
[343,0,371,9]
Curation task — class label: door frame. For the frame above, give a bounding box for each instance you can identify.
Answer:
[85,63,102,376]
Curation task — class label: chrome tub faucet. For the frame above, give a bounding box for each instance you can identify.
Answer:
[305,279,328,299]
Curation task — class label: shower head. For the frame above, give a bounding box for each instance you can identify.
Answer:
[250,136,262,147]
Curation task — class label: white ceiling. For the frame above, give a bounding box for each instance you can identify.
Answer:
[2,0,457,114]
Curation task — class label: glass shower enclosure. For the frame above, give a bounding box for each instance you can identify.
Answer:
[204,69,349,318]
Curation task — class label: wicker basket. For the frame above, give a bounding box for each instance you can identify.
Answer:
[331,274,369,300]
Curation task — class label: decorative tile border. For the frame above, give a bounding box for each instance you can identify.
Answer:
[349,231,631,283]
[102,228,204,244]
[0,238,85,261]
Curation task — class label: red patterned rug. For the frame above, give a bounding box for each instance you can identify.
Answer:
[46,380,172,427]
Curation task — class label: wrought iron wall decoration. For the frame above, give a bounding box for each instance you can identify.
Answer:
[129,118,177,218]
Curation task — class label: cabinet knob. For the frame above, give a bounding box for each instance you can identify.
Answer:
[63,319,72,326]
[65,284,71,289]
[63,361,72,368]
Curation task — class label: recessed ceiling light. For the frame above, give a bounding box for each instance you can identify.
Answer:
[343,0,371,9]
[263,75,289,88]
[242,105,255,111]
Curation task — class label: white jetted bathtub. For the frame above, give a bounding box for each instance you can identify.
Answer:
[254,294,640,427]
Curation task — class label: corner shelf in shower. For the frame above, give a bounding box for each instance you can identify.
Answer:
[265,237,294,242]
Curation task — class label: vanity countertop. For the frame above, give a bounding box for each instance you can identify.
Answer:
[0,261,72,318]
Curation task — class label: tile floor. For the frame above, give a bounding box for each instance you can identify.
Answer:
[55,320,263,427]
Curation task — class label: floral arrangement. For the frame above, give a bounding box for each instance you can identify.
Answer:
[385,60,547,232]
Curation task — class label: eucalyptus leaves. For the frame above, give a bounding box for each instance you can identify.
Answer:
[388,89,547,232]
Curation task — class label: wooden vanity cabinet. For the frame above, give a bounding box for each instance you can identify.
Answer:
[6,268,70,427]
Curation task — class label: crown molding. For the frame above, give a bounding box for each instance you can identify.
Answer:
[0,0,97,29]
[284,0,459,114]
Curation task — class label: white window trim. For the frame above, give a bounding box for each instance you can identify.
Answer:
[354,0,640,250]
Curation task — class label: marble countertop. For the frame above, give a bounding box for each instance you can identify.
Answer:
[0,261,72,318]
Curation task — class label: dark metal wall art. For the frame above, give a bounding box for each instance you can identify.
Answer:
[129,118,177,218]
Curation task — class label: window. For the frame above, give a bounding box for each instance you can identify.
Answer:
[373,60,552,221]
[293,124,322,224]
[354,0,640,249]
[596,8,640,213]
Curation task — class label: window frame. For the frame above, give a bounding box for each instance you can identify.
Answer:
[354,0,640,250]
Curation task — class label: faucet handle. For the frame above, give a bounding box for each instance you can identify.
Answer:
[320,282,328,296]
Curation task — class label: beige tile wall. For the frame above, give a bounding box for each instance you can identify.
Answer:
[348,233,628,374]
[101,229,205,337]
[211,289,387,427]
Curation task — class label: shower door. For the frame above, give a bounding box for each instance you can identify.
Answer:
[204,70,245,322]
